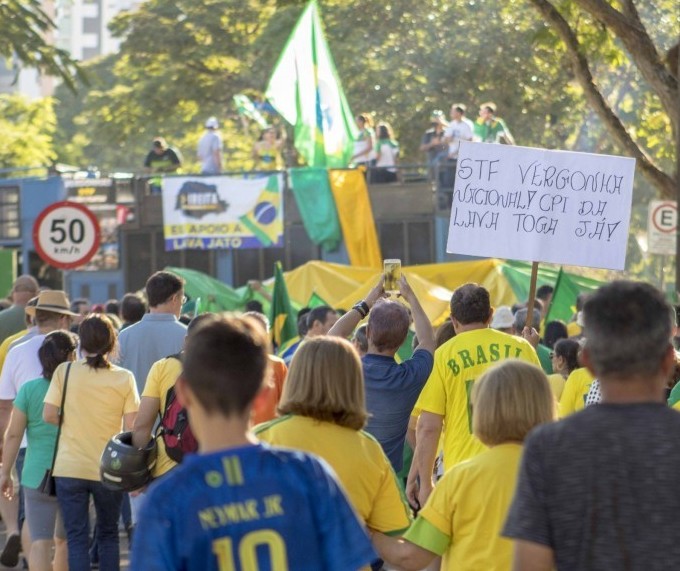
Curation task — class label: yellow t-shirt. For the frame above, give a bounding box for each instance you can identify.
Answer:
[415,328,540,470]
[142,356,183,478]
[404,443,522,570]
[255,415,412,535]
[566,321,582,337]
[558,367,594,417]
[45,360,140,481]
[0,329,27,373]
[547,373,566,401]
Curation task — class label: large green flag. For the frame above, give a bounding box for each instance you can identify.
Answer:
[265,0,357,167]
[288,168,342,252]
[545,268,590,323]
[270,262,298,349]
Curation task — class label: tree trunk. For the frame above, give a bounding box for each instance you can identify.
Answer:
[529,0,677,199]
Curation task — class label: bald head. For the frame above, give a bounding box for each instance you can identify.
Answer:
[12,275,39,306]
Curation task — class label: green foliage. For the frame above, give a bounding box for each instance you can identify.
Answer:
[0,94,56,170]
[0,0,83,91]
[55,0,592,171]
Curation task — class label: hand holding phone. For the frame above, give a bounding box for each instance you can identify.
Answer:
[384,259,401,294]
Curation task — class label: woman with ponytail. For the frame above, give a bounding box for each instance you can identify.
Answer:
[1,330,77,571]
[44,314,139,571]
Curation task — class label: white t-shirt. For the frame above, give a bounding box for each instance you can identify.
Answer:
[375,141,399,171]
[196,130,223,174]
[444,118,473,158]
[0,334,46,448]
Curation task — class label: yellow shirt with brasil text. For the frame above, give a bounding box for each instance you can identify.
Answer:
[415,328,539,470]
[404,443,522,570]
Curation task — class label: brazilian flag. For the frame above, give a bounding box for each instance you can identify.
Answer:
[270,262,298,349]
[239,175,283,247]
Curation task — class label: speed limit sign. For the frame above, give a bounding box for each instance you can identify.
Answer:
[32,201,101,269]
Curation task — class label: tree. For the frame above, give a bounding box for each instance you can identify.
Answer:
[55,0,587,171]
[0,94,56,169]
[526,0,678,198]
[0,0,83,91]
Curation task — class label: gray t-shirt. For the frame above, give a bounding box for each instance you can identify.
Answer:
[196,130,223,174]
[503,403,680,570]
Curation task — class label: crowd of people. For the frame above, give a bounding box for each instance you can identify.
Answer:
[142,100,512,187]
[0,267,678,570]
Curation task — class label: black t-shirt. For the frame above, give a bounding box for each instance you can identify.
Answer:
[503,403,680,569]
[144,147,181,171]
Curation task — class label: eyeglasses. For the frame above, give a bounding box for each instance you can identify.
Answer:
[549,352,555,359]
[181,295,187,304]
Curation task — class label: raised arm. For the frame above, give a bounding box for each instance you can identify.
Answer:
[398,276,435,354]
[327,276,385,339]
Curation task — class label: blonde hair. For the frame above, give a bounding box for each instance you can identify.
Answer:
[278,337,368,430]
[472,360,555,446]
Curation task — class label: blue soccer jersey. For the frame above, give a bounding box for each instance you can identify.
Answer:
[130,443,376,571]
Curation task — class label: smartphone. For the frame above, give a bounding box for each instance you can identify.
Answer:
[384,259,402,294]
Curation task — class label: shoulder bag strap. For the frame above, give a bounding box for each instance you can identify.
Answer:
[48,362,72,472]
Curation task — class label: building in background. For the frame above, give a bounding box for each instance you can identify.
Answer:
[0,0,144,98]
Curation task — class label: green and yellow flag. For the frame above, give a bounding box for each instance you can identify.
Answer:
[544,268,600,324]
[265,0,356,167]
[233,94,269,129]
[307,290,330,308]
[270,262,298,349]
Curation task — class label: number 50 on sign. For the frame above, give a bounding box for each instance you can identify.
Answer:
[33,201,101,269]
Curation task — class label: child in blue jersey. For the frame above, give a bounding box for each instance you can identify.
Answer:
[130,314,375,571]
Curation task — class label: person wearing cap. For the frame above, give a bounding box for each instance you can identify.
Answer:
[144,137,182,194]
[0,291,77,568]
[196,117,223,175]
[490,305,514,333]
[0,276,39,345]
[143,137,181,175]
[419,110,449,168]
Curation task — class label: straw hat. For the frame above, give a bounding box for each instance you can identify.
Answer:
[25,291,79,317]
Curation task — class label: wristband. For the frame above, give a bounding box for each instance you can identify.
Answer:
[352,300,369,318]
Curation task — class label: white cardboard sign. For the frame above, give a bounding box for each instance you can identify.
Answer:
[446,142,635,270]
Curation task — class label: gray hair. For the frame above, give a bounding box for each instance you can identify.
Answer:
[513,307,541,331]
[583,281,672,378]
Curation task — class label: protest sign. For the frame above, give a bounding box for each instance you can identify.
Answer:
[162,174,283,251]
[446,142,635,270]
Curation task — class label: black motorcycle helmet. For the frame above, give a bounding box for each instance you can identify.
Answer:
[100,432,157,492]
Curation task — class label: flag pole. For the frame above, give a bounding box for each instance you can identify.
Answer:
[525,261,540,329]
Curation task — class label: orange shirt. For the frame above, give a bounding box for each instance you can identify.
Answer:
[251,355,287,426]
